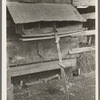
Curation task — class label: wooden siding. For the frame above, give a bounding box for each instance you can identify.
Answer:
[7,36,79,66]
[7,10,80,66]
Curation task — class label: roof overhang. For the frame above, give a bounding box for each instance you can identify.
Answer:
[7,2,86,24]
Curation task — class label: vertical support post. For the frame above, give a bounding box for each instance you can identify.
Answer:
[54,33,69,100]
[88,36,92,45]
[7,58,14,100]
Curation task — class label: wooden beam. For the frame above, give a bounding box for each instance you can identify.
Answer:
[20,30,95,41]
[20,36,54,41]
[7,56,14,100]
[10,59,76,77]
[71,30,95,37]
[69,46,95,54]
[21,29,83,37]
[73,0,95,6]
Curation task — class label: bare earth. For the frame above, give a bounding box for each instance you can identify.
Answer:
[14,71,95,100]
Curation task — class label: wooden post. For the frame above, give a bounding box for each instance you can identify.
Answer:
[54,32,69,100]
[7,58,14,100]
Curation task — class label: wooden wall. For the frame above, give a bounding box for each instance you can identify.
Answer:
[7,33,79,66]
[7,10,80,66]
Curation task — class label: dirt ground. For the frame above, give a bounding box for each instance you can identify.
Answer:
[13,71,95,100]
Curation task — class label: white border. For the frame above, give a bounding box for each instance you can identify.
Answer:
[2,0,98,100]
[95,0,98,100]
[2,0,7,100]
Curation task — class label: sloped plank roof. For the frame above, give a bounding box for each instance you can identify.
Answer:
[81,12,95,19]
[7,2,86,24]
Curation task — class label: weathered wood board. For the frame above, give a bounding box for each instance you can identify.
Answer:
[73,0,95,6]
[10,58,76,77]
[69,46,95,54]
[7,35,79,66]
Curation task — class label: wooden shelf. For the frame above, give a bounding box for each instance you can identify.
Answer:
[10,59,76,77]
[20,30,96,41]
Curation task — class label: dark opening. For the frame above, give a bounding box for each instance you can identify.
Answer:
[56,21,69,28]
[24,22,39,29]
[77,6,95,14]
[69,21,81,26]
[83,19,95,30]
[40,21,54,28]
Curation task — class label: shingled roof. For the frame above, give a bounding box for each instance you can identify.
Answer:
[7,2,86,24]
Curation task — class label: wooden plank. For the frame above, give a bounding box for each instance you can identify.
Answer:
[69,46,95,54]
[20,36,54,41]
[81,12,95,19]
[60,30,95,37]
[21,29,84,37]
[10,59,76,77]
[73,0,95,6]
[20,30,95,41]
[57,25,82,32]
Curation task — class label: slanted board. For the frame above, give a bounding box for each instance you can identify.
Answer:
[81,13,95,19]
[10,58,76,77]
[69,46,95,54]
[7,2,85,24]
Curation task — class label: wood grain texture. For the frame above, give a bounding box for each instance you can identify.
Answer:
[73,0,95,6]
[69,46,95,54]
[20,30,95,41]
[10,58,76,77]
[7,2,85,24]
[8,37,79,66]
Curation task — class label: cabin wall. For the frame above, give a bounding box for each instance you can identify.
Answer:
[7,32,79,66]
[7,11,79,66]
